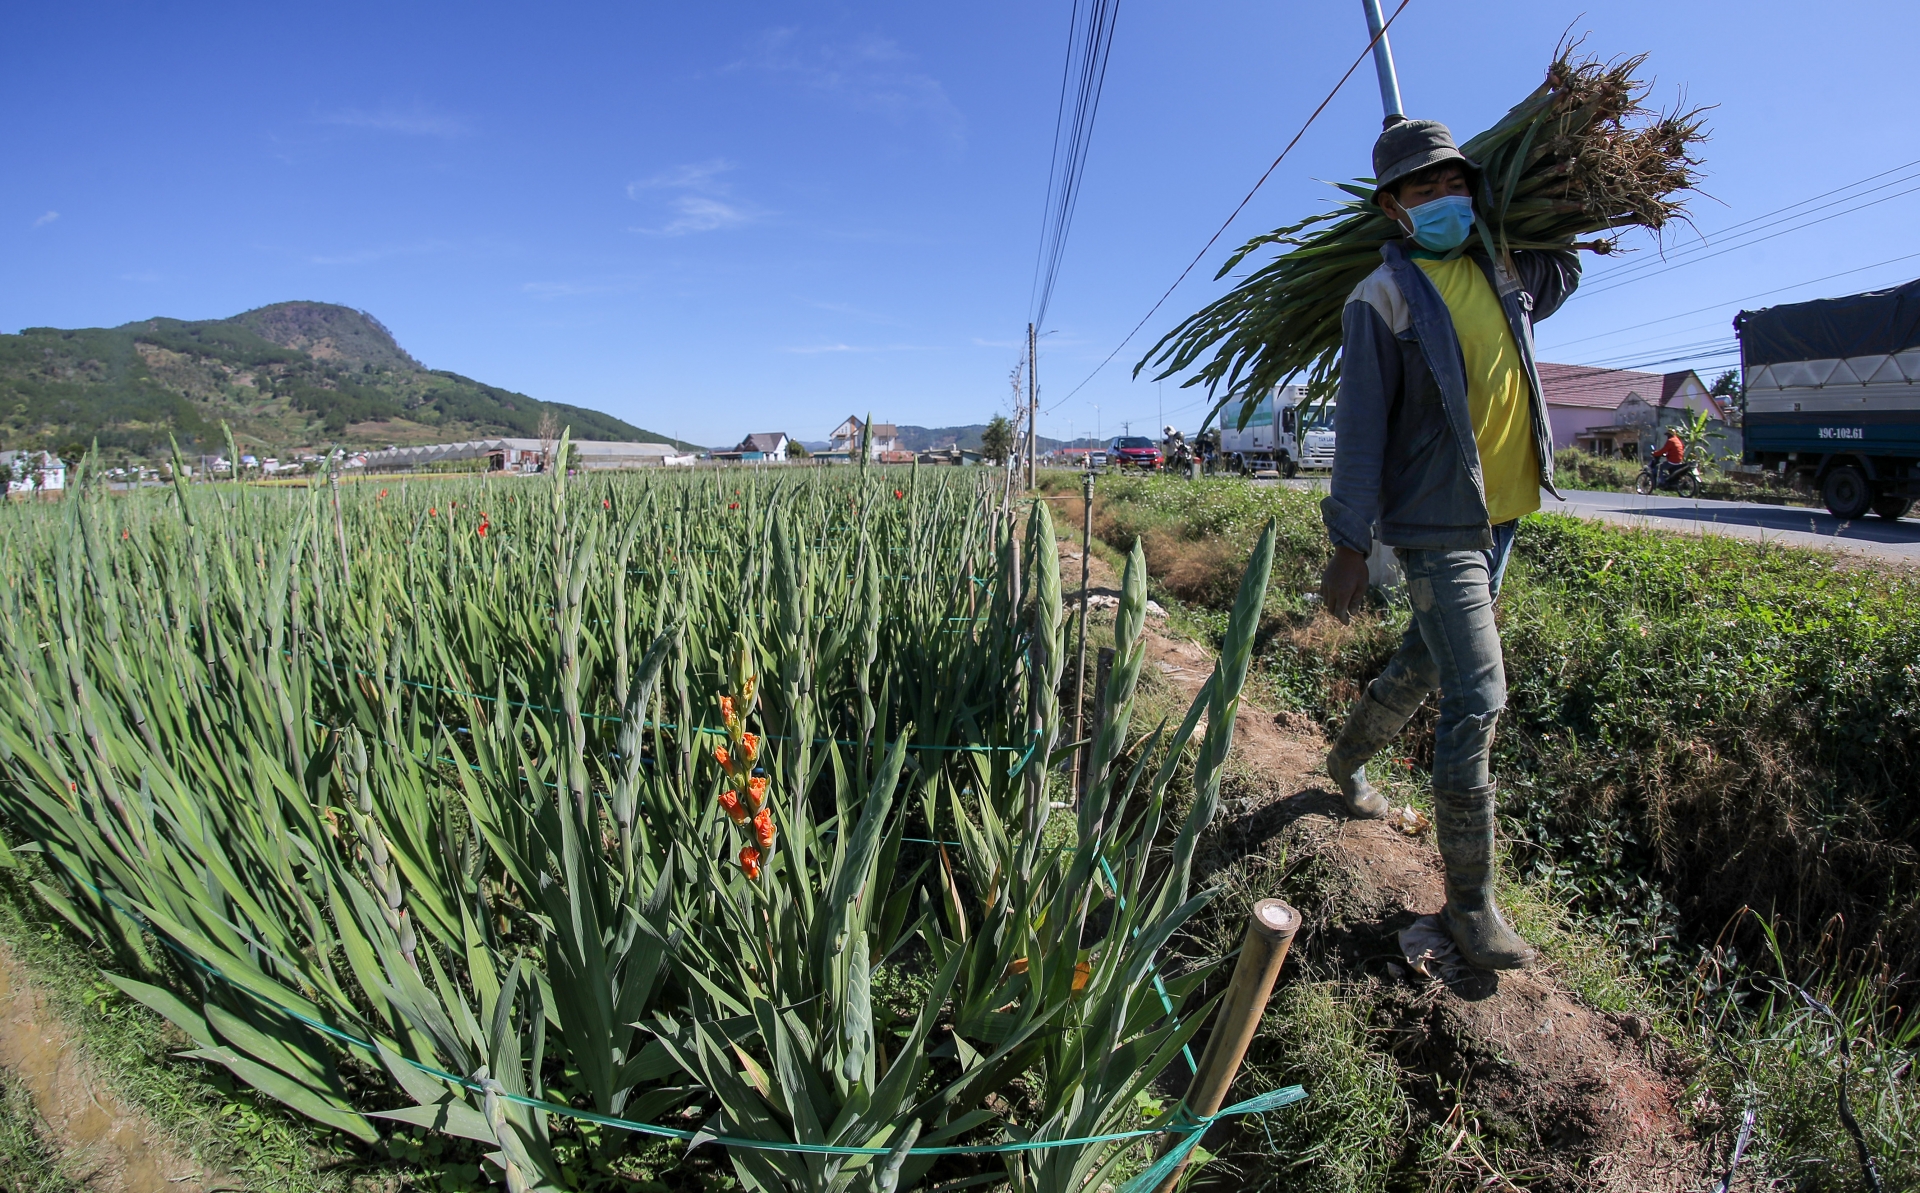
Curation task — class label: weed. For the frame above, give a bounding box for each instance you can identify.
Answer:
[0,1069,81,1193]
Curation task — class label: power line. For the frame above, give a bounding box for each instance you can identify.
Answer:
[1045,0,1415,413]
[1576,179,1920,299]
[1544,249,1920,351]
[1578,160,1920,292]
[1028,0,1124,330]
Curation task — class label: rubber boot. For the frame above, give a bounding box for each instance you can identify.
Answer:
[1324,691,1406,819]
[1433,783,1536,970]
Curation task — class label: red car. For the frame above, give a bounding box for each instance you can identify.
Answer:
[1108,436,1162,470]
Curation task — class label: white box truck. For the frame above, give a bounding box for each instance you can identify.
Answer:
[1217,385,1334,476]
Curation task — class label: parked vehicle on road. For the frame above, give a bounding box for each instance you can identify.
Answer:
[1108,436,1162,471]
[1737,278,1920,520]
[1218,385,1335,476]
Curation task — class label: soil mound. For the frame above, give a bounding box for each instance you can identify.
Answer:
[1063,537,1717,1189]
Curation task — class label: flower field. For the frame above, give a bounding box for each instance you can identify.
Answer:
[0,444,1283,1192]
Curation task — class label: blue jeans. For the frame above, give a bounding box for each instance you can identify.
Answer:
[1367,521,1517,791]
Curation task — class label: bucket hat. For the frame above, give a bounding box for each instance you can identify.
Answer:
[1371,117,1478,205]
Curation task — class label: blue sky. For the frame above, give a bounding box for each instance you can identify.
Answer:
[6,1,1917,449]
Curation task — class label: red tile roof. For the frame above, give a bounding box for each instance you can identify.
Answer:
[1537,363,1725,417]
[1537,362,1664,410]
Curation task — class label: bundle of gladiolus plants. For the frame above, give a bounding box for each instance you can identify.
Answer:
[0,434,1277,1193]
[1141,49,1708,427]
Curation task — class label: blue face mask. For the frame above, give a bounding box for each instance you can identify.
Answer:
[1404,193,1475,252]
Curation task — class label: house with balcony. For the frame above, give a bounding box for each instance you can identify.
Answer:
[826,416,900,459]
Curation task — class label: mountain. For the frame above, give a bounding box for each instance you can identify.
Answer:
[0,301,700,456]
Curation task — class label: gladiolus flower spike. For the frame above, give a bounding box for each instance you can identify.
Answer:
[712,637,772,879]
[752,807,776,850]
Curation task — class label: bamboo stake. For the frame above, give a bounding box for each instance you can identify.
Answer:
[1072,465,1093,800]
[1156,898,1300,1193]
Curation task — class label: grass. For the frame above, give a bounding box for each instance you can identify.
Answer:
[0,1069,82,1193]
[1065,470,1920,1189]
[0,861,402,1193]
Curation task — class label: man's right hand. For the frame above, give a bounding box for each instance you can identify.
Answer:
[1319,546,1370,624]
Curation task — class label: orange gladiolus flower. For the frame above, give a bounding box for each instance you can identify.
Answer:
[740,733,759,762]
[752,807,775,850]
[378,489,387,499]
[1072,961,1092,992]
[429,507,438,517]
[746,775,768,810]
[714,745,731,769]
[718,695,735,724]
[739,846,762,880]
[718,790,748,824]
[602,499,610,509]
[476,521,488,538]
[893,489,904,499]
[728,502,739,510]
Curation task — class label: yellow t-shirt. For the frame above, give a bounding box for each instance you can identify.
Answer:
[1414,255,1541,524]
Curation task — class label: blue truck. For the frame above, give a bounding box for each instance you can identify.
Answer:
[1737,277,1920,520]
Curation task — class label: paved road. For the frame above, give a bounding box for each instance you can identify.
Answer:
[1537,488,1920,563]
[1261,476,1920,564]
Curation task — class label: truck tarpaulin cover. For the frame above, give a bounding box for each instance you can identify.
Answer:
[1736,277,1920,365]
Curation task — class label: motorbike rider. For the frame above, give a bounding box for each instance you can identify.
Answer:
[1651,429,1686,488]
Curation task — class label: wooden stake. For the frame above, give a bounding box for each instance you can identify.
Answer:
[1156,899,1299,1193]
[1071,466,1094,800]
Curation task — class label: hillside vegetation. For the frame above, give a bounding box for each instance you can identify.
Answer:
[0,301,695,455]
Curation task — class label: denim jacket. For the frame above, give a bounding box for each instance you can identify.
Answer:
[1320,240,1579,554]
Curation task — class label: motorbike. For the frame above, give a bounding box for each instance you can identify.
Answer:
[1163,436,1193,476]
[1634,454,1701,498]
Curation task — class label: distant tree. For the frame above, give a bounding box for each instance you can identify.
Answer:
[982,415,1015,465]
[787,440,810,460]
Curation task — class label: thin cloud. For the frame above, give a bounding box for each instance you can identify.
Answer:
[119,271,162,283]
[627,158,762,234]
[782,342,939,354]
[522,278,638,300]
[807,299,904,326]
[307,240,452,266]
[732,29,964,147]
[31,211,58,228]
[631,195,758,237]
[319,105,467,138]
[627,160,733,197]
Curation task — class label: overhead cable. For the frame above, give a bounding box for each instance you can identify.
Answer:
[1028,0,1124,330]
[1544,249,1920,351]
[1045,0,1415,413]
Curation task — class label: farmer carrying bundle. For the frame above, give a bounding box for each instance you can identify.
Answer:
[1144,56,1704,972]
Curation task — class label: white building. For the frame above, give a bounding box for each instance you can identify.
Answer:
[826,416,900,458]
[0,450,65,495]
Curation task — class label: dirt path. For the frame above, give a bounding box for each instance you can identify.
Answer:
[1062,541,1718,1191]
[0,940,225,1193]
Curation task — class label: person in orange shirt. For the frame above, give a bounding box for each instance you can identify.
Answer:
[1652,429,1686,487]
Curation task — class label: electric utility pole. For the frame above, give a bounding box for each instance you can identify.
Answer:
[1026,322,1038,489]
[1359,0,1405,127]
